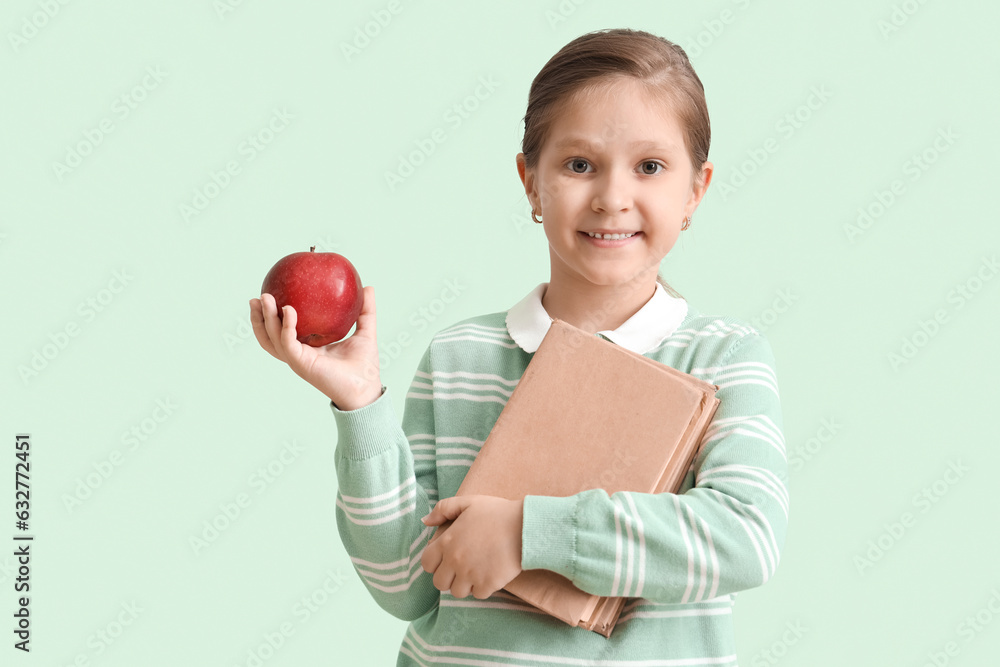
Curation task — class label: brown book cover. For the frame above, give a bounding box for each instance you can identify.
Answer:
[429,317,721,637]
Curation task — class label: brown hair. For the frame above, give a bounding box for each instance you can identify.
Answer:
[520,28,711,300]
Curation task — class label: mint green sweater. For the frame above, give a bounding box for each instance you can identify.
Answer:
[331,283,788,666]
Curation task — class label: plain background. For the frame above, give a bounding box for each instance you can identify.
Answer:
[3,1,998,665]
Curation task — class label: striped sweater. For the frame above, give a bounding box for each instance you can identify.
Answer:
[332,282,788,666]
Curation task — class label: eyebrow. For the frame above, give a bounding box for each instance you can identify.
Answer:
[553,137,676,152]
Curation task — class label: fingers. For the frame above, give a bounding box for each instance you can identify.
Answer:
[277,300,303,365]
[249,297,280,360]
[422,496,468,525]
[451,581,473,600]
[421,498,444,524]
[432,568,456,595]
[472,585,494,600]
[259,293,281,349]
[260,293,293,360]
[421,539,442,575]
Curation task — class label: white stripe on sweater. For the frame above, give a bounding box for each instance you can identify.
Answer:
[434,334,521,349]
[700,515,722,600]
[402,623,740,666]
[693,360,778,396]
[702,489,771,584]
[701,463,789,506]
[673,495,696,604]
[702,420,786,459]
[407,391,508,405]
[684,504,709,603]
[421,369,519,385]
[698,476,786,520]
[612,496,624,597]
[622,493,647,598]
[336,493,416,526]
[338,475,416,505]
[350,525,437,593]
[728,499,775,579]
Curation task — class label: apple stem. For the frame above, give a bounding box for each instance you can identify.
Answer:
[310,245,316,252]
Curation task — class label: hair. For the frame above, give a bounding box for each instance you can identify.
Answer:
[520,28,711,300]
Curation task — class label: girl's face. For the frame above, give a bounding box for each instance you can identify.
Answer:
[517,78,712,290]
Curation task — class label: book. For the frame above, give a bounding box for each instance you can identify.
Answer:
[429,317,721,638]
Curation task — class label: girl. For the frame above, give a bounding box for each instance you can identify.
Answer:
[250,27,787,666]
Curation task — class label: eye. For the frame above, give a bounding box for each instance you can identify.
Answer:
[566,158,592,174]
[640,161,664,175]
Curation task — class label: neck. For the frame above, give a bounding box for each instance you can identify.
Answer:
[541,274,658,335]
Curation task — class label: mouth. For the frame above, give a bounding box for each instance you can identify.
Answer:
[579,230,642,246]
[581,230,640,240]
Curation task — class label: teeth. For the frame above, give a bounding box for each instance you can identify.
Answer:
[587,231,636,240]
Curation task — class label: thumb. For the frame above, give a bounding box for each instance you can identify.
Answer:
[353,285,376,340]
[421,497,469,525]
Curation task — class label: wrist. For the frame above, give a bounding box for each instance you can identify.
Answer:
[331,384,385,412]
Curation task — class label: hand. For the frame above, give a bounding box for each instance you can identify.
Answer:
[419,495,524,600]
[249,287,382,410]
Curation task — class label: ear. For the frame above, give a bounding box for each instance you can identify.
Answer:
[685,160,714,216]
[516,153,538,210]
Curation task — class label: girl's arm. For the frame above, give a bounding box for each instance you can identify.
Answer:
[332,344,443,621]
[520,331,788,604]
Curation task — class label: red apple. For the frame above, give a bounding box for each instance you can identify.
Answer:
[260,246,363,347]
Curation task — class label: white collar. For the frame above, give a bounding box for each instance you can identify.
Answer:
[505,282,689,355]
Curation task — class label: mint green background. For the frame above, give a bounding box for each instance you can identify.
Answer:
[3,1,998,665]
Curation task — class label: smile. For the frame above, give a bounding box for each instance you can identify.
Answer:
[586,231,636,239]
[579,231,642,247]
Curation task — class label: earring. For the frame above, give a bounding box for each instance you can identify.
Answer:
[531,209,543,224]
[682,216,691,231]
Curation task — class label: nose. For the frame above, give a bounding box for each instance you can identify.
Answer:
[591,165,634,215]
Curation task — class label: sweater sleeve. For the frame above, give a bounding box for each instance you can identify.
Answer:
[519,331,788,603]
[331,344,442,621]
